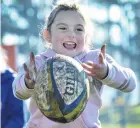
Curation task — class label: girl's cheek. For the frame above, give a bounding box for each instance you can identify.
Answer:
[78,37,85,43]
[53,36,62,43]
[56,34,65,40]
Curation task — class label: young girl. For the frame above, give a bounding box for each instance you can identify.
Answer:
[13,3,137,128]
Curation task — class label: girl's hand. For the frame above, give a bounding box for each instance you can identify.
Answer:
[82,44,108,80]
[23,52,37,89]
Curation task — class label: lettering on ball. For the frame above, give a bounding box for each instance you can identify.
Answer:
[64,63,76,96]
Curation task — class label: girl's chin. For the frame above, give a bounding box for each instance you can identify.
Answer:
[62,52,81,57]
[54,48,82,57]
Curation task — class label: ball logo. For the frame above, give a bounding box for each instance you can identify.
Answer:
[65,63,76,95]
[53,61,83,105]
[65,76,75,95]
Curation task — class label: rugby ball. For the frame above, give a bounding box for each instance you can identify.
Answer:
[34,54,90,123]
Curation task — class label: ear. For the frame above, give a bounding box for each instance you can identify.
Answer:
[43,29,51,43]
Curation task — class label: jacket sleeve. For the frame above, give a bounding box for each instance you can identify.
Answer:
[6,74,24,128]
[101,54,137,92]
[12,55,44,100]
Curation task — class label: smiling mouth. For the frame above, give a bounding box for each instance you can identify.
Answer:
[63,42,76,50]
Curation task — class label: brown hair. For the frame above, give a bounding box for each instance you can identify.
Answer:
[45,4,86,32]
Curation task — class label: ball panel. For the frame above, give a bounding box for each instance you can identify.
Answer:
[64,92,87,122]
[52,59,85,103]
[51,59,87,115]
[35,62,63,119]
[55,54,84,72]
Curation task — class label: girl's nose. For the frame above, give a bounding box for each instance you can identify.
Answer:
[67,30,75,39]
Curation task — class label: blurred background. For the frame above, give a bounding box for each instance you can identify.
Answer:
[1,0,140,128]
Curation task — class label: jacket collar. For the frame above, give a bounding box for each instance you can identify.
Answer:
[40,48,89,62]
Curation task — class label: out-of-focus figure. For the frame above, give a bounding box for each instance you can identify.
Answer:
[1,46,24,128]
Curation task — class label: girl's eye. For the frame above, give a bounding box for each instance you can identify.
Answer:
[59,27,67,30]
[76,28,83,31]
[76,27,84,32]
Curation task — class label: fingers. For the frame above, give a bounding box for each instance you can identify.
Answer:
[82,62,100,69]
[99,53,104,64]
[24,62,35,89]
[99,44,106,64]
[23,53,36,89]
[24,52,36,72]
[82,64,96,77]
[30,52,35,67]
[23,63,31,79]
[101,44,106,58]
[82,63,92,71]
[30,52,37,73]
[24,52,37,81]
[84,70,96,77]
[23,63,29,72]
[82,62,100,77]
[86,61,94,67]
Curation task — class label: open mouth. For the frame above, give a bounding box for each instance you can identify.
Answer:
[63,42,76,50]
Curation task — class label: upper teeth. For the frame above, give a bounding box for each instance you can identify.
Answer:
[65,42,75,44]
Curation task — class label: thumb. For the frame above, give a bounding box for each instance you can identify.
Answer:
[101,44,106,59]
[99,52,104,64]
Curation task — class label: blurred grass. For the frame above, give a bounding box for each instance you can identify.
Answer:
[128,105,140,114]
[102,124,140,128]
[100,105,140,124]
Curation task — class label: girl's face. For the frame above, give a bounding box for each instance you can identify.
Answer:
[50,10,86,57]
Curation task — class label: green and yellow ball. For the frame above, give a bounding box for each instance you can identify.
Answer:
[34,54,90,123]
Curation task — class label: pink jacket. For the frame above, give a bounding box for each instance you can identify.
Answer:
[13,48,137,128]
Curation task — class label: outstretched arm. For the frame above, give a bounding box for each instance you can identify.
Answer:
[82,44,108,80]
[13,52,37,100]
[82,44,137,92]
